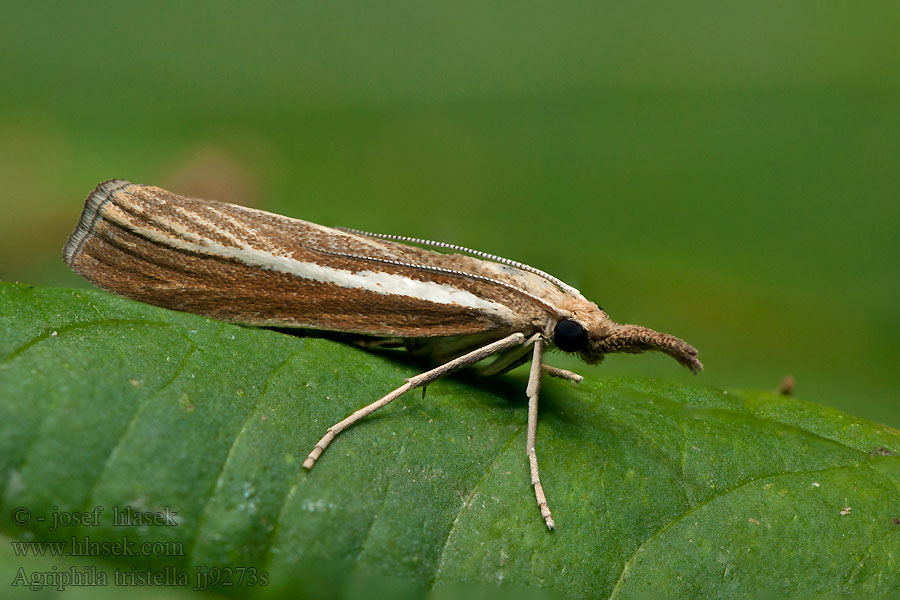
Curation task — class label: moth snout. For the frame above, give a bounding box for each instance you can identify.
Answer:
[583,322,703,374]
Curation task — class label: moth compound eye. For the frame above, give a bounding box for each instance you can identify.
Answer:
[553,319,588,353]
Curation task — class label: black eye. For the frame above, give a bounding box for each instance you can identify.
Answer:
[553,319,588,353]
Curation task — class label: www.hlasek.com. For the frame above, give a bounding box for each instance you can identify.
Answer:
[11,565,269,592]
[8,505,268,591]
[11,536,183,558]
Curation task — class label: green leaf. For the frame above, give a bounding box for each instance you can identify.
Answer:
[1,281,899,599]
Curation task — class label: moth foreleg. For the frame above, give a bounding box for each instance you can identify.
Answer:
[526,337,555,530]
[542,364,583,383]
[303,332,527,470]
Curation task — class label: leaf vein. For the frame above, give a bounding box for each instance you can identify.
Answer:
[82,342,200,513]
[607,462,870,599]
[188,347,305,563]
[352,437,407,572]
[429,420,525,590]
[1,319,172,364]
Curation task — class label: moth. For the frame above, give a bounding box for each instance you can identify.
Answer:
[64,180,702,529]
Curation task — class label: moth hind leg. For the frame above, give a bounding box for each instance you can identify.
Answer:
[303,332,527,470]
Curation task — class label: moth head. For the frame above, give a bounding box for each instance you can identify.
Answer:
[551,306,703,374]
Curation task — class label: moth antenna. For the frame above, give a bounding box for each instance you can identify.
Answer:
[336,227,581,296]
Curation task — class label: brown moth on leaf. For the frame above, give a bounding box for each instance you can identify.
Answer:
[64,180,702,529]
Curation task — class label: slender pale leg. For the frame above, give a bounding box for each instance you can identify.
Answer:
[303,332,526,469]
[542,364,583,383]
[526,338,555,529]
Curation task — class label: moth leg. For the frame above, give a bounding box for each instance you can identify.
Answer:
[527,337,555,529]
[542,364,583,383]
[303,332,527,470]
[478,333,542,377]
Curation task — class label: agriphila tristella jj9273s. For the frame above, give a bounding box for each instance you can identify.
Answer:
[64,180,702,529]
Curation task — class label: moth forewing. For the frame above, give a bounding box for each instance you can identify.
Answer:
[63,181,551,338]
[64,180,702,531]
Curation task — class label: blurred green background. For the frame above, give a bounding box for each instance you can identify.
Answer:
[1,1,898,426]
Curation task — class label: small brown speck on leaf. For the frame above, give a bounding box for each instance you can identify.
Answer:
[748,518,760,525]
[868,446,895,457]
[774,374,795,395]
